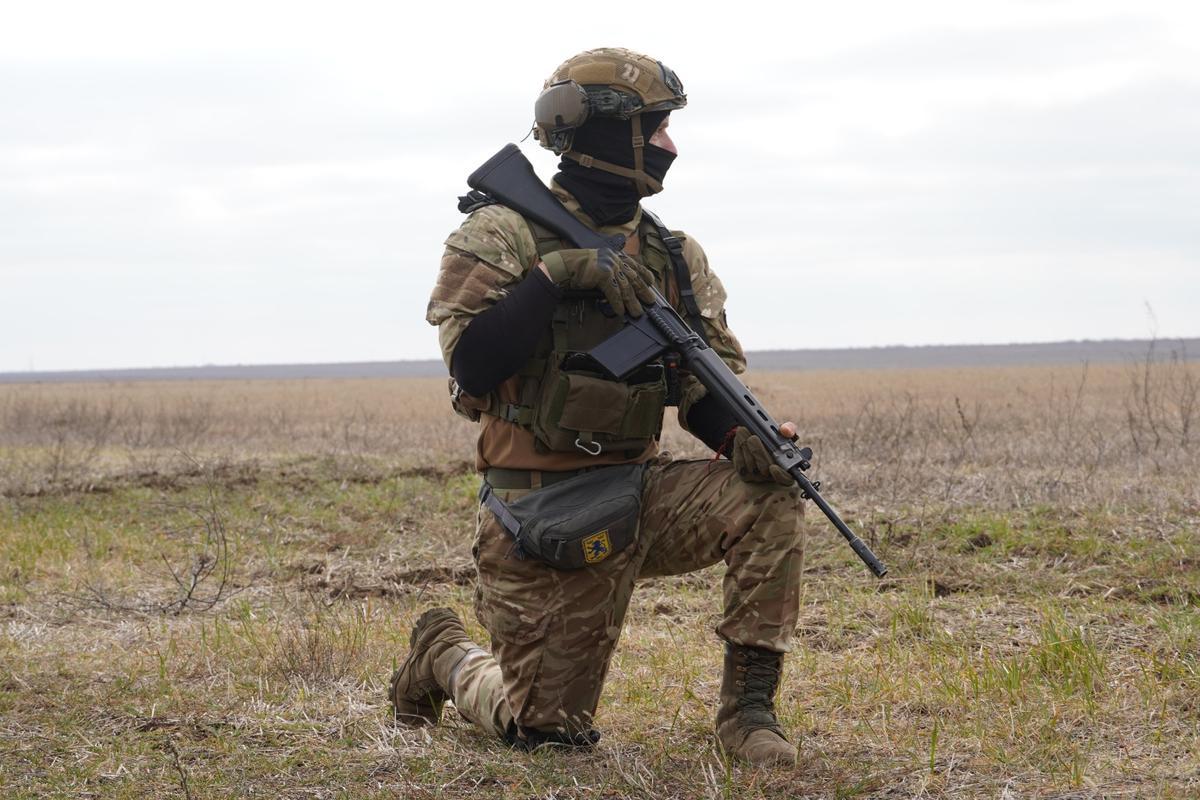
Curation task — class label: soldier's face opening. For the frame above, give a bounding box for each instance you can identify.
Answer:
[648,116,676,156]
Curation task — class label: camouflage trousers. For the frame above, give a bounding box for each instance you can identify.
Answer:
[449,455,805,739]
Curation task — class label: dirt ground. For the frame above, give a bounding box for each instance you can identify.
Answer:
[1,359,1197,798]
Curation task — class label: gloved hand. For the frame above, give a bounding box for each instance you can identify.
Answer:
[615,251,659,306]
[730,426,794,486]
[540,248,657,317]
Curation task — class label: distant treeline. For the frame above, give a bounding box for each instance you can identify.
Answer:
[2,338,1196,384]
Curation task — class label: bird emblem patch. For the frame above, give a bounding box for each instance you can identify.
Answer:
[582,530,612,564]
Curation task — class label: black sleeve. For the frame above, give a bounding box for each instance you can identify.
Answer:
[451,268,563,396]
[685,392,740,455]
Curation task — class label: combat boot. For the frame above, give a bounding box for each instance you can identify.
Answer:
[716,643,798,767]
[389,607,478,726]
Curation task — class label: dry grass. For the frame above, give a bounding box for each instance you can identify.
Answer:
[0,355,1197,798]
[0,377,474,495]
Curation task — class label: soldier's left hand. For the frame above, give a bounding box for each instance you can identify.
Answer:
[731,427,795,486]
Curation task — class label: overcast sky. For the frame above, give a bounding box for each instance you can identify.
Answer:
[2,0,1198,372]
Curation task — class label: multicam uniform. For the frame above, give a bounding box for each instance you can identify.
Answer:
[426,182,806,740]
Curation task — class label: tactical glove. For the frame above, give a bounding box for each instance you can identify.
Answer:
[541,248,657,318]
[615,252,659,306]
[731,427,793,486]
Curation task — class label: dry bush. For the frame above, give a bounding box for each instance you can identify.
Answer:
[269,602,371,685]
[70,458,240,615]
[0,393,121,488]
[1125,339,1197,457]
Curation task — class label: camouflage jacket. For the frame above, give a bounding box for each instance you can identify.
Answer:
[427,180,746,471]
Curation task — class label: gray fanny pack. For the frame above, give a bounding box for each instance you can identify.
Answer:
[480,463,647,570]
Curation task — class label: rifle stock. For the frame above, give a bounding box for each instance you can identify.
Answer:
[469,144,624,253]
[468,144,887,578]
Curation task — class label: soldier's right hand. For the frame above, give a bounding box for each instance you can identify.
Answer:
[540,248,653,318]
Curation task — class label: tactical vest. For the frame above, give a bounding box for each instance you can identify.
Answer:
[506,218,669,457]
[450,201,705,458]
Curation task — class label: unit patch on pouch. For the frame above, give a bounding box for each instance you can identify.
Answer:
[582,530,612,564]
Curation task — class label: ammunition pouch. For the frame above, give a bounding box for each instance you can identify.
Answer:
[480,463,646,570]
[531,351,666,456]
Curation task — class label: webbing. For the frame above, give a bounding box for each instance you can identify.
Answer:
[640,208,709,346]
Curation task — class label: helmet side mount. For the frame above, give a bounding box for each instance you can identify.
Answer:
[534,81,650,154]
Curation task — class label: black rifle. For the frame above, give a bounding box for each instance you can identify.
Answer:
[468,144,887,578]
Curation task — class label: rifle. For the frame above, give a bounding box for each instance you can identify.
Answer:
[468,144,887,578]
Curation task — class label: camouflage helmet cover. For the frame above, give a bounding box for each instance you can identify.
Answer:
[534,47,687,155]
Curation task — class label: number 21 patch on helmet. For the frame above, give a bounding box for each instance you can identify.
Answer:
[582,530,613,564]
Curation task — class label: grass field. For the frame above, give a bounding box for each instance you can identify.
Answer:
[1,357,1197,798]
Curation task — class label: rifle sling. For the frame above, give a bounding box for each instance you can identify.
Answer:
[640,208,709,347]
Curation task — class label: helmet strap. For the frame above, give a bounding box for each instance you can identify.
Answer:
[630,113,649,196]
[562,114,663,197]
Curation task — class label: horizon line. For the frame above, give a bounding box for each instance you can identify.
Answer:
[3,336,1197,384]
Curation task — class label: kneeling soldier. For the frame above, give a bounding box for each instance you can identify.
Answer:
[391,47,805,766]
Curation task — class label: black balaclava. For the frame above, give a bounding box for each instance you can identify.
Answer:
[555,110,674,227]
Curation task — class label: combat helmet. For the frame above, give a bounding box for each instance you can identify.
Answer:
[534,47,687,196]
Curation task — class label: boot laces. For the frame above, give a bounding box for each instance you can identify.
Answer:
[735,648,782,729]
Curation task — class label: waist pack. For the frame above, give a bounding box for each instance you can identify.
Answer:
[479,463,647,570]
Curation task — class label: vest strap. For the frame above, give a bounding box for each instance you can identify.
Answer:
[496,402,535,426]
[640,208,709,346]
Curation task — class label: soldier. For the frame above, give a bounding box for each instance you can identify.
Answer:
[391,48,805,766]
